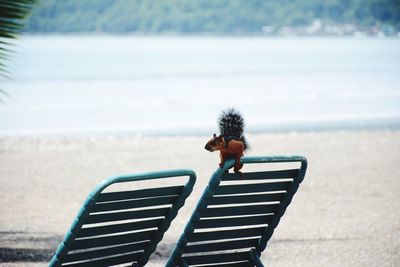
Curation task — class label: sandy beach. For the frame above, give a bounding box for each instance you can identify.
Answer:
[0,131,399,266]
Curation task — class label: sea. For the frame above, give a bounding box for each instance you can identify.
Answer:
[1,35,400,136]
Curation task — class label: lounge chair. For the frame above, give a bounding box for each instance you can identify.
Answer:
[166,156,307,267]
[49,169,196,267]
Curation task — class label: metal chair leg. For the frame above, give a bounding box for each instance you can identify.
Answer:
[250,249,265,267]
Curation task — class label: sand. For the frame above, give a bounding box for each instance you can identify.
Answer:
[0,131,399,266]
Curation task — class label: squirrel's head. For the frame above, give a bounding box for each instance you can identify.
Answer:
[204,134,225,152]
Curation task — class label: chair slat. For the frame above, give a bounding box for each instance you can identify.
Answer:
[222,169,299,181]
[194,262,252,267]
[77,218,163,238]
[70,230,156,250]
[184,238,259,253]
[214,181,292,196]
[91,196,176,213]
[189,227,265,242]
[64,241,148,263]
[85,207,169,224]
[63,251,142,267]
[197,215,272,229]
[210,192,286,205]
[183,251,250,265]
[202,204,279,218]
[97,186,183,202]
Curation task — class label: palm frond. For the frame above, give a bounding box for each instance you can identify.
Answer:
[0,0,37,79]
[0,88,9,104]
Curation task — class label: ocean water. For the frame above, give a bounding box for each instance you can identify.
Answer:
[1,35,400,135]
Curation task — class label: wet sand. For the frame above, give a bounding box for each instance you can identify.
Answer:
[0,131,399,266]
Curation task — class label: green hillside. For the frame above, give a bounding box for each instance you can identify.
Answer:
[24,0,400,34]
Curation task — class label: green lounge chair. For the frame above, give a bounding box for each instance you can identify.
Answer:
[166,156,307,267]
[49,169,196,267]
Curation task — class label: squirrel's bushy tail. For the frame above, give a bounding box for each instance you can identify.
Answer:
[218,108,249,150]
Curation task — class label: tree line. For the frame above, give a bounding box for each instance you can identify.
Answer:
[24,0,400,34]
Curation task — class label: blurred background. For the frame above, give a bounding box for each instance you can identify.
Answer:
[1,1,400,266]
[1,0,399,135]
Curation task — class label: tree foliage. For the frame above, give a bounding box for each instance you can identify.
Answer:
[24,0,400,34]
[0,0,37,76]
[0,0,36,100]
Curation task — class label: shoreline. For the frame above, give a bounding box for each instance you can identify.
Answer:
[1,116,399,138]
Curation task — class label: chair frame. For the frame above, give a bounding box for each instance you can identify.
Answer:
[49,169,196,267]
[166,156,307,267]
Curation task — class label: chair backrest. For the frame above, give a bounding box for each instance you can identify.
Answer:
[50,169,196,267]
[166,156,307,267]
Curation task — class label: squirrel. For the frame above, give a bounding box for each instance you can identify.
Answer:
[204,108,249,174]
